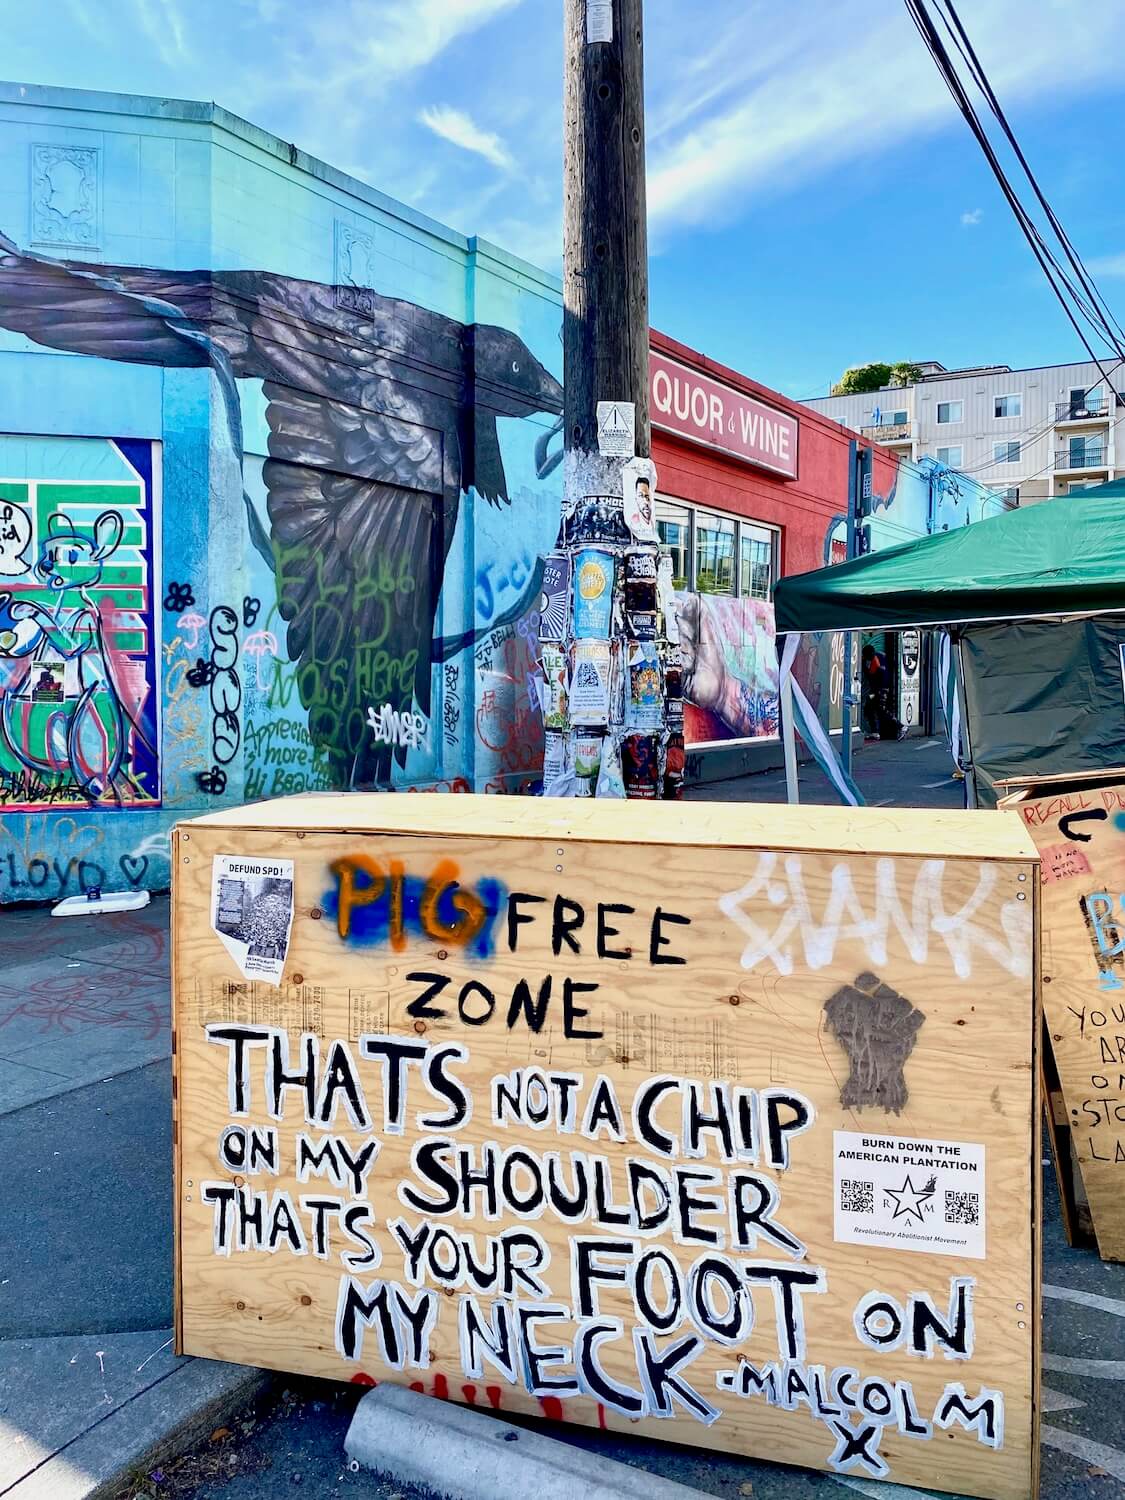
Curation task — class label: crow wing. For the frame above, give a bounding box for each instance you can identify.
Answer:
[263,381,445,786]
[0,244,478,785]
[0,235,216,367]
[235,277,464,785]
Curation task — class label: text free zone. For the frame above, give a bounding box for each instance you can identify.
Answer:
[330,858,693,984]
[331,860,691,1041]
[197,1026,1003,1476]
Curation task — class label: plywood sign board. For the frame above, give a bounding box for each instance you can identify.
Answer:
[172,796,1040,1500]
[1006,779,1125,1261]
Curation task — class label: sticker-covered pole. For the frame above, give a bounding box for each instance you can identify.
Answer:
[540,0,680,799]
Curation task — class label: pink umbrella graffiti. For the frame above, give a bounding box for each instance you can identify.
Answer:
[176,611,206,649]
[242,629,280,688]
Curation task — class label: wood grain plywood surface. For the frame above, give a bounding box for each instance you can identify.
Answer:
[1009,780,1125,1261]
[184,792,1037,861]
[172,797,1039,1499]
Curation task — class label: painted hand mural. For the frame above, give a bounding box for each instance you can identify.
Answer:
[676,591,779,744]
[0,232,562,790]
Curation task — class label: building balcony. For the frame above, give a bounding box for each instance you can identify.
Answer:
[860,420,913,446]
[1054,397,1111,424]
[1053,446,1108,472]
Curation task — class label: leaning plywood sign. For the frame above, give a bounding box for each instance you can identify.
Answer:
[172,796,1040,1500]
[1007,779,1125,1262]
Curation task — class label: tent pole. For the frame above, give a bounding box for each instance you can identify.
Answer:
[953,631,975,807]
[782,669,800,804]
[841,630,854,776]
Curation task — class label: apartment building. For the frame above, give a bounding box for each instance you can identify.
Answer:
[804,358,1125,505]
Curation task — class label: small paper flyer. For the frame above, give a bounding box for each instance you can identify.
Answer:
[596,400,635,458]
[570,639,612,724]
[833,1130,986,1259]
[625,641,664,730]
[623,457,657,541]
[211,854,295,986]
[538,553,571,642]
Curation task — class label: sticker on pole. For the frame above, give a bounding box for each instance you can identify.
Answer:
[622,456,657,540]
[833,1130,985,1259]
[211,854,295,985]
[586,0,612,43]
[596,400,636,458]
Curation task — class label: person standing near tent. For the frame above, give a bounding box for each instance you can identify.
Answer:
[862,644,906,740]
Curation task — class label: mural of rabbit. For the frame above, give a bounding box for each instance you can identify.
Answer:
[0,510,150,804]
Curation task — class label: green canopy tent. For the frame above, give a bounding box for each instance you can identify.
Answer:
[772,486,1125,807]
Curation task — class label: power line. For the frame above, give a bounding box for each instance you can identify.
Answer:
[906,0,1117,365]
[935,0,1125,353]
[904,0,1125,387]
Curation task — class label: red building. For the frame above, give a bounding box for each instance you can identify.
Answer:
[648,330,900,780]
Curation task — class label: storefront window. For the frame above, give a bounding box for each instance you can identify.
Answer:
[739,523,774,600]
[695,512,735,594]
[656,500,690,589]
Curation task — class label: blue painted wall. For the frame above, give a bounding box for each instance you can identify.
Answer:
[868,454,998,550]
[0,84,564,902]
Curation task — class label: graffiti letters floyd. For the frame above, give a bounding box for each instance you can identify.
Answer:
[173,800,1038,1499]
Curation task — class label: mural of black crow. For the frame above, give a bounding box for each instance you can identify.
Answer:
[0,232,563,787]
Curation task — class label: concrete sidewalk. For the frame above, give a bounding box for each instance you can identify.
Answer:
[0,897,268,1499]
[686,733,965,809]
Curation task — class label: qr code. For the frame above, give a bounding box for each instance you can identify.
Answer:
[944,1190,980,1226]
[840,1179,874,1214]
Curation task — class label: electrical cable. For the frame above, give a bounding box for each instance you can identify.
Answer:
[904,0,1124,383]
[907,0,1123,364]
[935,0,1125,352]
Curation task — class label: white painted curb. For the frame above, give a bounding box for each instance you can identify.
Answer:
[345,1384,708,1500]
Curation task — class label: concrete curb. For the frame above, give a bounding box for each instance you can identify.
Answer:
[345,1384,707,1500]
[1,1333,271,1500]
[90,1360,273,1500]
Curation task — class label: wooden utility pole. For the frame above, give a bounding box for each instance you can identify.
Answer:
[543,0,680,798]
[563,0,650,474]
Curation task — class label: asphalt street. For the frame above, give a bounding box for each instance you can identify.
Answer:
[685,733,966,810]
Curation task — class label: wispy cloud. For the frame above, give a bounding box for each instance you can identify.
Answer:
[644,1,1125,238]
[419,105,513,171]
[230,0,528,131]
[1087,253,1125,278]
[132,0,191,69]
[62,0,102,39]
[374,0,523,74]
[9,0,1125,288]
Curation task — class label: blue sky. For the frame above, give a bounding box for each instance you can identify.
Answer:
[3,0,1124,397]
